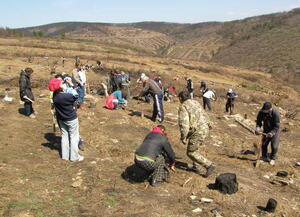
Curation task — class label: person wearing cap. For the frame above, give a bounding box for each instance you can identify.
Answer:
[134,125,176,186]
[137,73,151,103]
[225,89,238,114]
[255,102,280,166]
[19,67,36,118]
[139,74,164,122]
[49,78,84,162]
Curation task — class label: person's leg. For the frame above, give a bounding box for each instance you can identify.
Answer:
[186,129,213,170]
[157,93,164,122]
[270,133,280,160]
[151,155,168,183]
[261,135,270,159]
[207,99,212,111]
[58,120,70,160]
[190,92,193,99]
[76,86,83,105]
[226,100,230,112]
[203,97,206,110]
[68,118,81,161]
[24,102,31,116]
[152,95,158,121]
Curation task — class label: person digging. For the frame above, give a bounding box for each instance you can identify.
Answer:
[255,102,280,166]
[134,125,176,187]
[178,91,216,177]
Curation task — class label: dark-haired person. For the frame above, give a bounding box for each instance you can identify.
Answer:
[134,125,175,186]
[186,77,194,99]
[48,78,84,162]
[255,102,280,166]
[19,67,36,118]
[178,91,216,177]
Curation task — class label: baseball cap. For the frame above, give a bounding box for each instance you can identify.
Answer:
[261,102,272,113]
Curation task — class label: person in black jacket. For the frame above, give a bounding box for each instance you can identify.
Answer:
[135,125,175,186]
[49,78,84,162]
[19,68,36,118]
[186,77,194,99]
[255,102,280,166]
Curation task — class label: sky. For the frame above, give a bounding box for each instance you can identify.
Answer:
[1,0,300,28]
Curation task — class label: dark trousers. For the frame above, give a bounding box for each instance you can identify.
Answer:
[262,133,280,160]
[203,97,211,111]
[121,85,130,102]
[24,102,34,116]
[135,155,169,182]
[152,93,164,122]
[226,99,234,114]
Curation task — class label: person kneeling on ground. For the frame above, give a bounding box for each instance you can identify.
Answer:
[49,78,84,162]
[178,91,216,177]
[104,90,128,110]
[134,125,176,187]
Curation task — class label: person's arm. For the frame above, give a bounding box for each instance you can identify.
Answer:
[178,105,190,141]
[163,139,176,164]
[270,111,280,136]
[72,70,82,86]
[255,111,263,135]
[139,81,150,97]
[19,76,27,97]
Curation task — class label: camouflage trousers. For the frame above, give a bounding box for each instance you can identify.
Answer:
[186,126,212,169]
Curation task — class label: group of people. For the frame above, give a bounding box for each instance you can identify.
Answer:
[186,78,238,114]
[18,66,281,187]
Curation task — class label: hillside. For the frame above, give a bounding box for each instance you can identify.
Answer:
[0,36,300,217]
[15,8,300,85]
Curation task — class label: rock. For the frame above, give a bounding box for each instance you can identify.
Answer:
[228,124,237,128]
[211,208,222,217]
[263,175,270,179]
[2,96,13,102]
[72,179,83,188]
[276,171,288,177]
[110,139,118,144]
[295,162,300,166]
[215,173,238,194]
[265,198,277,213]
[192,208,202,213]
[200,197,213,203]
[189,195,197,200]
[39,94,46,98]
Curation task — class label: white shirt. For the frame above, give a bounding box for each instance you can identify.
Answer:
[203,90,215,99]
[78,70,86,84]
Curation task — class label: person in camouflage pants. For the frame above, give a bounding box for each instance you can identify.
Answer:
[178,91,216,177]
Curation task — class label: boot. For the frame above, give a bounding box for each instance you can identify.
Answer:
[204,164,216,178]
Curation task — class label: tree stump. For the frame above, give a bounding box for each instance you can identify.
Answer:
[215,173,238,194]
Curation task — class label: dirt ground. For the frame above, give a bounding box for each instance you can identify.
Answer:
[0,37,299,217]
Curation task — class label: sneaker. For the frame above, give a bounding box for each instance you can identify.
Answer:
[204,164,216,178]
[72,155,84,162]
[78,138,85,151]
[270,160,275,166]
[151,179,162,187]
[29,114,36,119]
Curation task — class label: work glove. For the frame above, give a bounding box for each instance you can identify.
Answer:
[169,162,176,172]
[255,127,262,135]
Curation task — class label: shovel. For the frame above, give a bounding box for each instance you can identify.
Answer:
[255,133,268,168]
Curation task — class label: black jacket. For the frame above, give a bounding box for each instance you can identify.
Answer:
[135,132,175,163]
[19,70,34,102]
[187,79,193,92]
[256,109,280,135]
[53,92,78,121]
